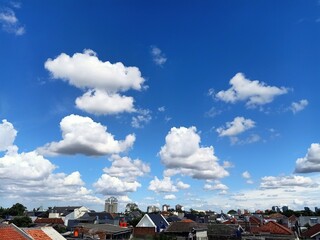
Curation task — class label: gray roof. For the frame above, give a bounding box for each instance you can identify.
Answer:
[76,223,132,234]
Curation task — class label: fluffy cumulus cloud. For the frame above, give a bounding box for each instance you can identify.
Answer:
[75,89,135,115]
[103,155,150,181]
[159,126,229,180]
[93,174,141,195]
[217,116,255,137]
[295,143,320,173]
[176,180,190,190]
[45,49,145,115]
[260,175,317,189]
[0,119,102,206]
[0,119,17,151]
[215,73,288,107]
[151,46,167,66]
[290,99,308,114]
[148,176,178,193]
[0,8,25,35]
[38,114,135,156]
[94,155,150,196]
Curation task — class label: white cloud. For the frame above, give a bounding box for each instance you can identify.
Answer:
[0,120,102,207]
[0,8,25,35]
[217,116,255,137]
[93,154,149,196]
[75,89,135,115]
[158,106,165,112]
[159,126,229,180]
[104,155,150,181]
[164,194,176,200]
[216,73,288,107]
[131,109,152,128]
[176,180,190,190]
[204,181,229,191]
[260,175,317,189]
[93,174,141,195]
[290,99,308,114]
[45,49,145,115]
[242,171,251,179]
[38,114,135,156]
[151,46,167,66]
[295,143,320,173]
[0,119,17,151]
[148,176,178,193]
[64,171,85,186]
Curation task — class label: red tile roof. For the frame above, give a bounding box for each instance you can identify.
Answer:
[24,229,52,240]
[0,224,33,240]
[34,218,64,224]
[252,221,293,235]
[302,223,320,238]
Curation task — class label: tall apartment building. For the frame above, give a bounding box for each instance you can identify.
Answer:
[105,197,118,213]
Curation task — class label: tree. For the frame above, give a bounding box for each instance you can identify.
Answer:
[228,209,237,215]
[8,203,27,216]
[10,216,32,227]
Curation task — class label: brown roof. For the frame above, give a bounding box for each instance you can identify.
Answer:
[252,221,293,235]
[0,224,33,240]
[288,215,297,222]
[24,229,51,240]
[268,213,287,219]
[302,223,320,238]
[34,218,64,224]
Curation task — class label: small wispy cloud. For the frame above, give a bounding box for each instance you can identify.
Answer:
[290,99,308,114]
[0,7,25,35]
[151,46,167,66]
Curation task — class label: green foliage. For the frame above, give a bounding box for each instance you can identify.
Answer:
[128,217,142,227]
[8,203,27,216]
[10,216,32,227]
[228,209,237,215]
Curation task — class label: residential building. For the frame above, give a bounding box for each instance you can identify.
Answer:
[125,203,138,212]
[164,221,208,240]
[134,213,169,238]
[162,204,170,212]
[301,223,320,240]
[175,204,184,212]
[105,197,118,213]
[147,205,160,213]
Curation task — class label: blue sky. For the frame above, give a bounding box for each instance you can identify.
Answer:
[1,0,320,212]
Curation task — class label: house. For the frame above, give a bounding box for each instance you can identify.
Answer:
[301,223,320,240]
[73,223,132,239]
[207,223,241,240]
[164,221,208,240]
[23,227,66,240]
[267,213,289,227]
[34,217,65,225]
[0,223,66,240]
[134,213,169,238]
[66,211,114,229]
[0,223,33,240]
[246,221,295,240]
[49,206,82,218]
[288,215,298,229]
[299,216,320,227]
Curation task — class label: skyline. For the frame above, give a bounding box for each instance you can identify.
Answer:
[1,0,320,212]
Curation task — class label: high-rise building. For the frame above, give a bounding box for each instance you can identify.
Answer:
[105,197,118,213]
